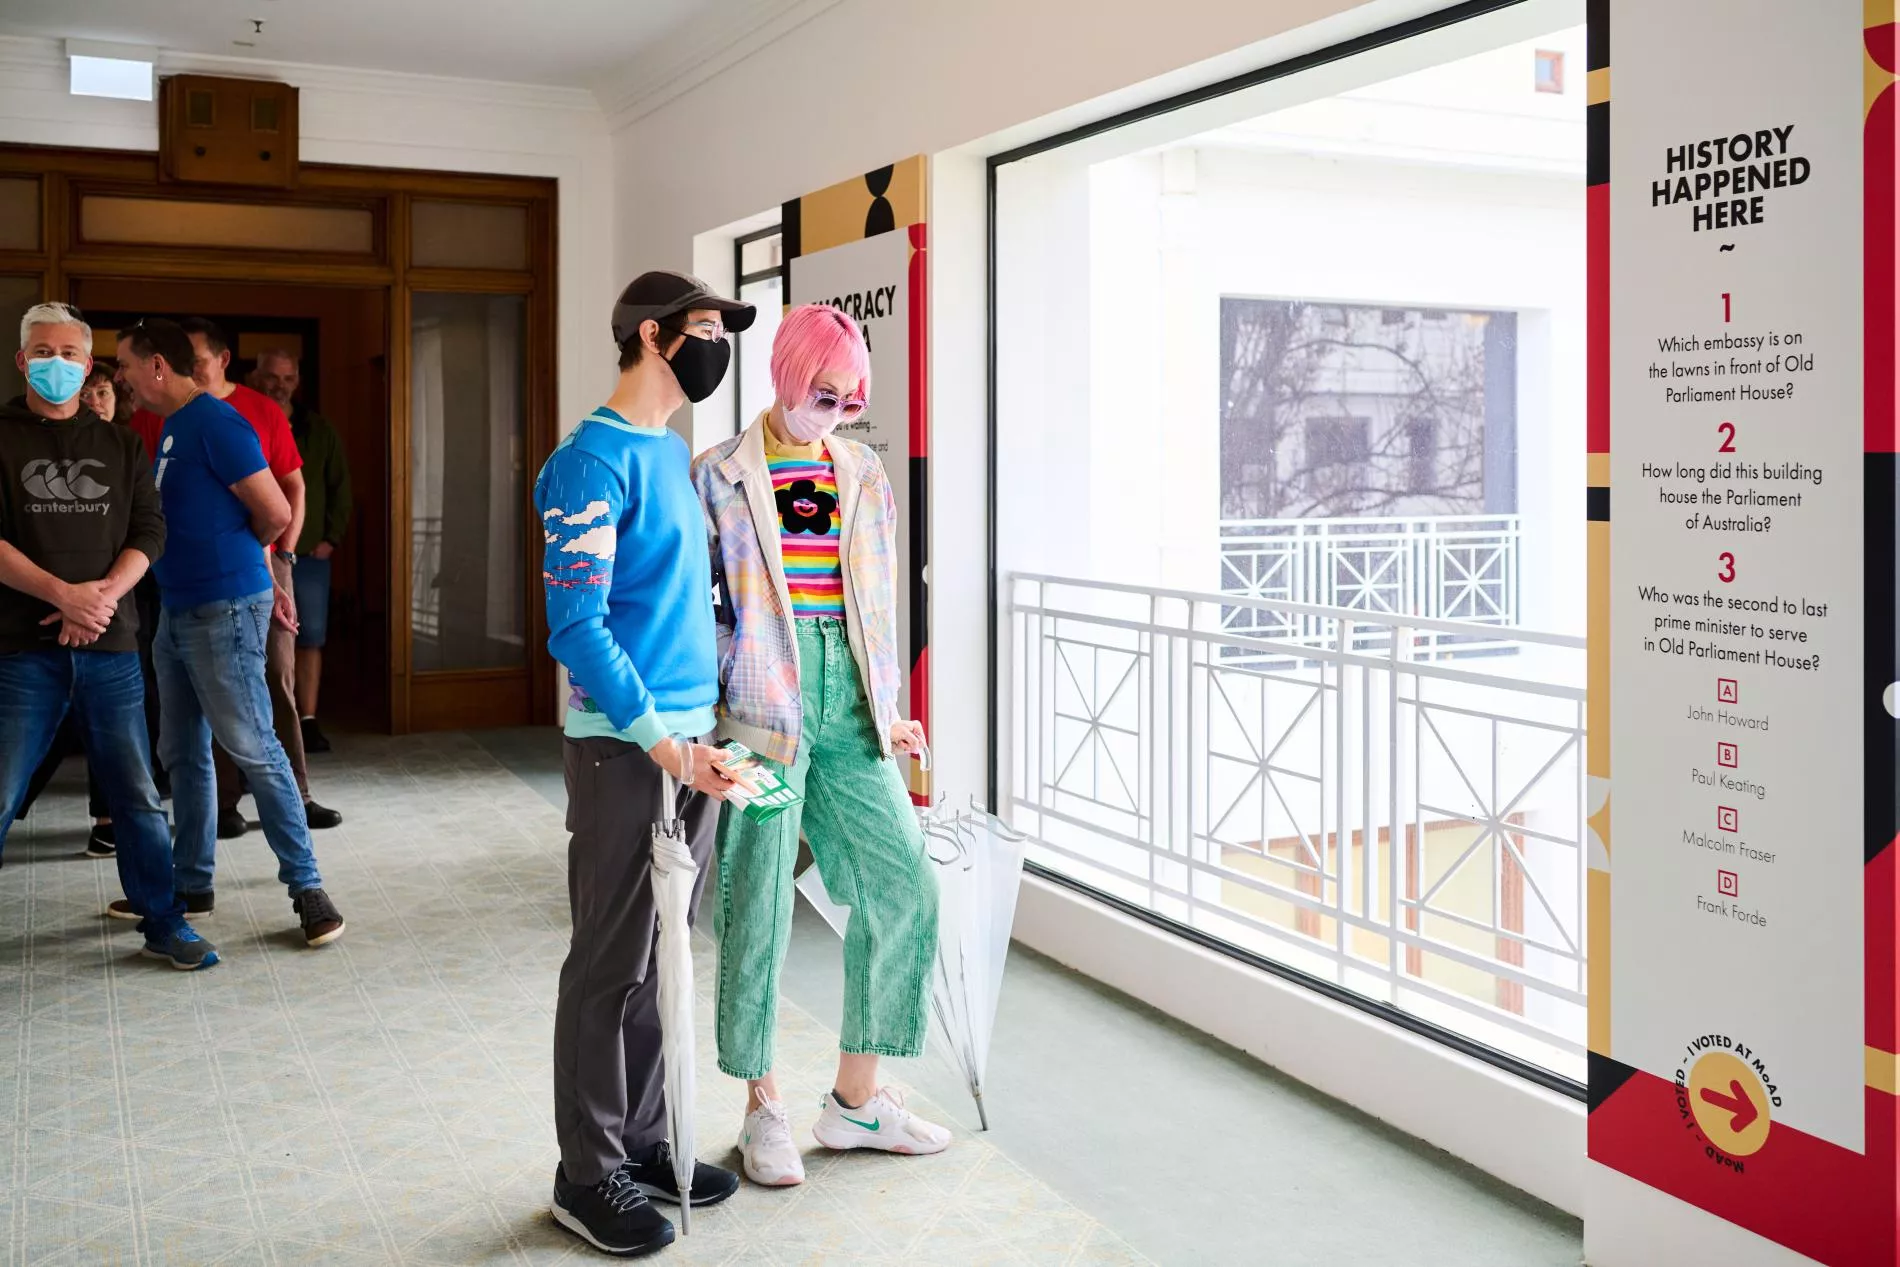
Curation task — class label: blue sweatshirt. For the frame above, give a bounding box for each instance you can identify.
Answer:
[535,408,718,749]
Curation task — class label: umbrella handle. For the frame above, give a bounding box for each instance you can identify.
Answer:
[656,734,695,828]
[672,734,695,791]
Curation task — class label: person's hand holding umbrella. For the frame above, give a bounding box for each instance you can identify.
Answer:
[652,737,755,800]
[647,736,752,1235]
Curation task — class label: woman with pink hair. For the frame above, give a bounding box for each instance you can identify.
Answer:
[691,303,945,1188]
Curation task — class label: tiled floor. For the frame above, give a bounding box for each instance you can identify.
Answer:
[0,733,1143,1266]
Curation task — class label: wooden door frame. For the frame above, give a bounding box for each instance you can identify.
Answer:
[0,144,558,732]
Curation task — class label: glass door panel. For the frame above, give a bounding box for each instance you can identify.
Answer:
[408,292,527,674]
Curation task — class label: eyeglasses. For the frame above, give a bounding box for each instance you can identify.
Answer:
[670,318,727,342]
[807,387,867,422]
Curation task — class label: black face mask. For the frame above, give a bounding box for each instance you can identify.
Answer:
[662,329,731,403]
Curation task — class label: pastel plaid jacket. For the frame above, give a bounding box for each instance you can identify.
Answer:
[690,413,904,766]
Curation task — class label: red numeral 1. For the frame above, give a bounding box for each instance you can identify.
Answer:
[1722,292,1732,323]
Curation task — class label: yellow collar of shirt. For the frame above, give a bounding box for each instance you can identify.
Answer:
[761,411,825,461]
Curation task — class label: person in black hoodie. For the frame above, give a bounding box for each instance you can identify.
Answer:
[0,302,218,970]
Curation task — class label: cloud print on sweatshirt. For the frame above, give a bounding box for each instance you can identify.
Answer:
[561,500,611,526]
[540,499,616,590]
[559,524,616,559]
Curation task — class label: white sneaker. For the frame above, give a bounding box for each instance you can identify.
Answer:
[812,1087,950,1156]
[739,1097,805,1186]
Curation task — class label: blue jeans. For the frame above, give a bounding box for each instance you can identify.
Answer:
[0,649,186,940]
[291,555,331,648]
[156,592,321,896]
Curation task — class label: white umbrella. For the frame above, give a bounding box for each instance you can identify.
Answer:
[923,801,1027,1130]
[649,764,699,1233]
[794,768,1027,1130]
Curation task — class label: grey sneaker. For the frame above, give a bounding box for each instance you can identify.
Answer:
[292,888,345,947]
[141,926,220,971]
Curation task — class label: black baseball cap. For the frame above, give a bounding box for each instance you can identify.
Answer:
[610,270,755,348]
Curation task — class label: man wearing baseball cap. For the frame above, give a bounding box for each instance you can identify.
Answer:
[539,271,755,1257]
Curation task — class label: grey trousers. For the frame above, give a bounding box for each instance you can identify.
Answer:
[553,735,716,1186]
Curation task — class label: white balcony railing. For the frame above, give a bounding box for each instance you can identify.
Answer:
[1007,574,1587,1078]
[1220,515,1521,657]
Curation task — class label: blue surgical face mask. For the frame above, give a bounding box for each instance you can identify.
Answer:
[26,356,86,406]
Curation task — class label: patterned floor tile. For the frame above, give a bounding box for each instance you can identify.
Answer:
[0,734,1142,1266]
[16,1196,135,1263]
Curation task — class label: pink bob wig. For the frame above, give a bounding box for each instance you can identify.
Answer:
[769,304,871,406]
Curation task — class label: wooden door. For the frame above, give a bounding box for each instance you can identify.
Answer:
[0,146,560,734]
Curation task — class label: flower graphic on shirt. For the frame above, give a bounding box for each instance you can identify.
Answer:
[775,479,836,535]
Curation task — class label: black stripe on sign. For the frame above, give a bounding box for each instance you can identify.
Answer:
[780,195,803,264]
[1867,453,1898,864]
[1587,102,1609,187]
[1586,0,1609,72]
[1587,486,1609,521]
[1588,1051,1639,1114]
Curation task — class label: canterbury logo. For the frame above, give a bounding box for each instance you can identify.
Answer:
[23,458,108,501]
[21,458,111,515]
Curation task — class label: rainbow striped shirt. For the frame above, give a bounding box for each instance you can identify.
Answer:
[767,454,845,618]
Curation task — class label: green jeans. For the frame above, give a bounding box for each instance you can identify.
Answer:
[713,618,938,1080]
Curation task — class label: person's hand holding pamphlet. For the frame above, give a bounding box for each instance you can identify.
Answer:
[716,740,803,822]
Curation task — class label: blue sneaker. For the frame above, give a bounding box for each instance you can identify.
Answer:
[141,926,220,971]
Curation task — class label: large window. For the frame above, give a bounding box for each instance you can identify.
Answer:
[994,0,1587,1083]
[733,226,783,434]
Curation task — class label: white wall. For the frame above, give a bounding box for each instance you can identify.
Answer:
[0,36,619,438]
[610,0,1466,278]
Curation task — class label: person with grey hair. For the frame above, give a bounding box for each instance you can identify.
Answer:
[0,301,217,969]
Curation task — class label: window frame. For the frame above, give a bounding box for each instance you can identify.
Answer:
[983,0,1581,1102]
[733,223,783,435]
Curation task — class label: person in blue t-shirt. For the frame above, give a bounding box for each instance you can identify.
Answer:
[536,272,755,1259]
[115,318,346,949]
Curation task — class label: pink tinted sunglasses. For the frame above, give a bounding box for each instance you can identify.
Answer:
[808,386,867,421]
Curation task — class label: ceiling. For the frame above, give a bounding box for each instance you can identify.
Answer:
[1,0,708,88]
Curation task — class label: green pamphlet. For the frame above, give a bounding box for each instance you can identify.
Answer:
[718,740,802,822]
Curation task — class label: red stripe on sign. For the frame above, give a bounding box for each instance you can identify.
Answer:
[908,221,928,461]
[907,218,929,772]
[1588,181,1610,455]
[1867,35,1898,453]
[1590,1070,1897,1266]
[1870,837,1900,1053]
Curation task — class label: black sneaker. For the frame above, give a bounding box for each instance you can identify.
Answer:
[292,887,345,947]
[217,809,248,839]
[302,717,333,754]
[109,891,213,921]
[85,823,117,858]
[551,1163,674,1258]
[305,801,343,829]
[624,1142,739,1209]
